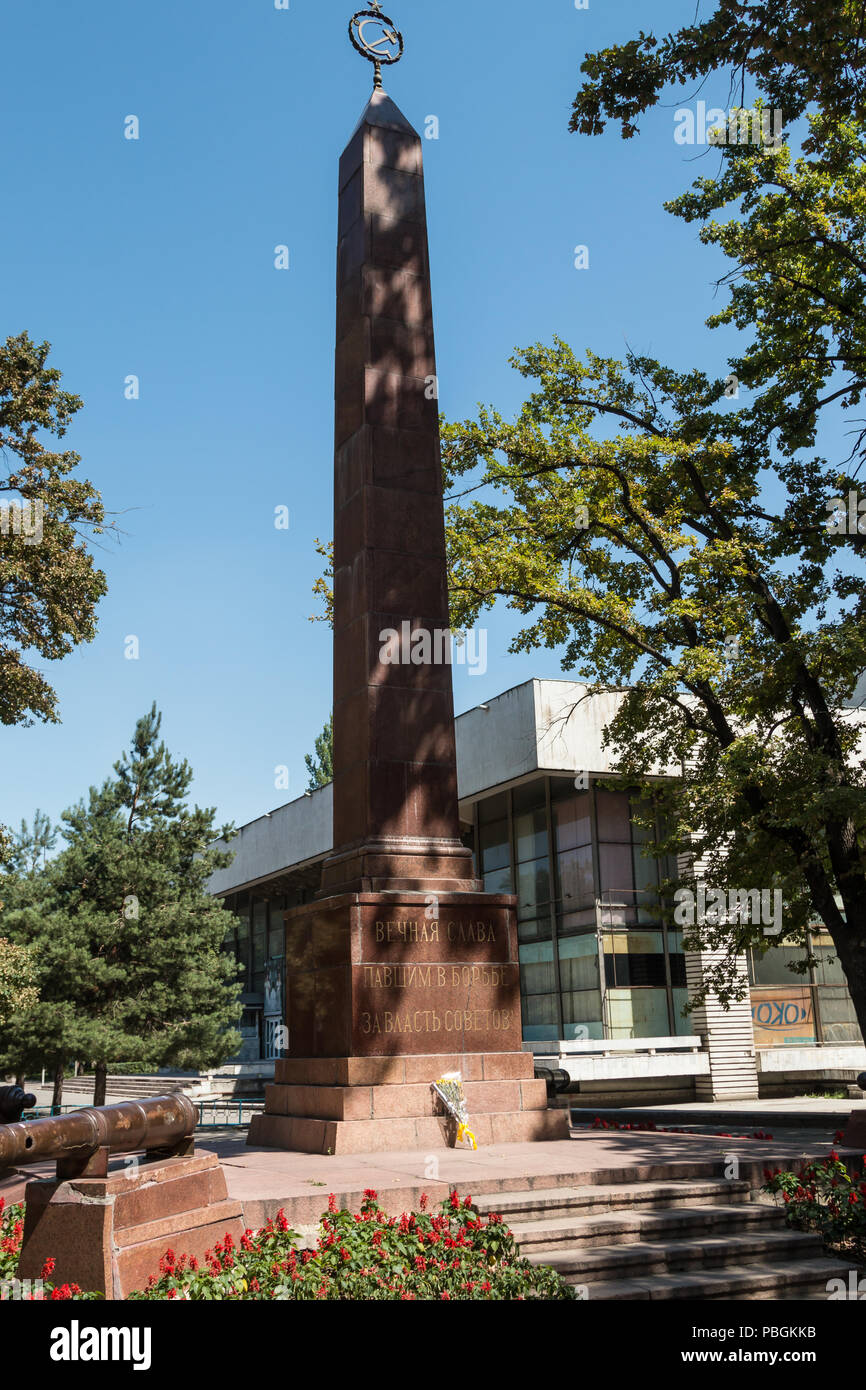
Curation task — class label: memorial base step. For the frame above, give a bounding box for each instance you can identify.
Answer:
[247,1051,569,1154]
[249,1107,568,1155]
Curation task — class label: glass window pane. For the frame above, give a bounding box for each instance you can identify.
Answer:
[517,857,551,919]
[633,843,661,922]
[553,794,592,852]
[558,907,597,934]
[596,789,632,843]
[558,933,599,992]
[479,817,510,873]
[606,988,669,1038]
[603,932,665,987]
[252,901,267,974]
[517,916,551,945]
[478,792,508,824]
[599,842,633,893]
[811,941,847,986]
[514,806,547,863]
[671,988,693,1035]
[483,865,513,895]
[557,844,594,911]
[750,944,808,987]
[267,899,285,959]
[518,940,555,995]
[816,988,863,1044]
[521,993,558,1028]
[629,797,655,844]
[561,992,603,1039]
[223,917,237,956]
[235,901,250,986]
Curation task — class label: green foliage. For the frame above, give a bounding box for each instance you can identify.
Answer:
[668,110,866,469]
[0,1200,25,1282]
[571,0,865,139]
[310,538,334,626]
[304,714,334,791]
[0,705,242,1081]
[0,333,107,727]
[441,329,866,1018]
[129,1189,575,1301]
[763,1153,866,1261]
[5,811,57,878]
[0,938,37,1028]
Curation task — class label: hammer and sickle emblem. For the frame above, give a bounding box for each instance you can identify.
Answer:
[355,17,400,57]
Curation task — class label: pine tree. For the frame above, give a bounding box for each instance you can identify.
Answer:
[304,715,334,790]
[0,706,242,1105]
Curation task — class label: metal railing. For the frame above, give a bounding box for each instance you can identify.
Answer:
[21,1099,264,1129]
[193,1099,263,1129]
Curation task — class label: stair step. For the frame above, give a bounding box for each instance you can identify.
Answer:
[568,1258,847,1301]
[510,1202,786,1250]
[529,1227,822,1280]
[473,1180,753,1221]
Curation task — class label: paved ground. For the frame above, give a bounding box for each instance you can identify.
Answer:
[4,1092,862,1228]
[200,1122,860,1228]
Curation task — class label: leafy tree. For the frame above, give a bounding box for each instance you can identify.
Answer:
[431,4,866,1034]
[571,0,865,140]
[0,706,242,1105]
[0,938,37,1029]
[0,333,107,727]
[441,331,866,1026]
[305,715,334,791]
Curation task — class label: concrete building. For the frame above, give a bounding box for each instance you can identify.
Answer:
[208,678,866,1102]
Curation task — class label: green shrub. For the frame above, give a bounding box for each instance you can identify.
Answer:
[129,1189,576,1301]
[763,1152,866,1262]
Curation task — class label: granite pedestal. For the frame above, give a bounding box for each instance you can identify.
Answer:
[15,1150,244,1299]
[249,891,569,1153]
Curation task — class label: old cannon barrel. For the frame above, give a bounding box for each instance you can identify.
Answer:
[0,1093,196,1172]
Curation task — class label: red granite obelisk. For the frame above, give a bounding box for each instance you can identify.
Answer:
[249,77,568,1154]
[320,87,477,899]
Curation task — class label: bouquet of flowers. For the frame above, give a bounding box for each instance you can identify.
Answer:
[431,1072,477,1150]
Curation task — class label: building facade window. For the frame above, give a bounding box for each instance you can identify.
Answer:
[219,782,863,1060]
[473,775,861,1049]
[221,889,297,1063]
[475,777,689,1042]
[747,933,863,1046]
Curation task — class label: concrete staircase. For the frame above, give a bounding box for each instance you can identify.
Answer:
[62,1075,197,1100]
[473,1176,844,1299]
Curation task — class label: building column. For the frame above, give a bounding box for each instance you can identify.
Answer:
[685,948,760,1100]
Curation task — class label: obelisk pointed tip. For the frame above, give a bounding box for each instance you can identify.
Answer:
[348,87,418,141]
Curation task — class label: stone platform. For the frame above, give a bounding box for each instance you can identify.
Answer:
[249,1050,569,1154]
[215,1126,859,1231]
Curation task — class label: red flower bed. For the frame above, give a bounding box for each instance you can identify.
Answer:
[128,1189,575,1301]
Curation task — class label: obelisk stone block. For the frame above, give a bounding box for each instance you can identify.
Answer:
[251,85,569,1152]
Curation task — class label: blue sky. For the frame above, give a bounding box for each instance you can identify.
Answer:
[1,0,787,835]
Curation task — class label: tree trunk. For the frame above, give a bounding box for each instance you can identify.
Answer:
[828,901,866,1046]
[93,1061,107,1108]
[51,1060,65,1113]
[14,1072,25,1089]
